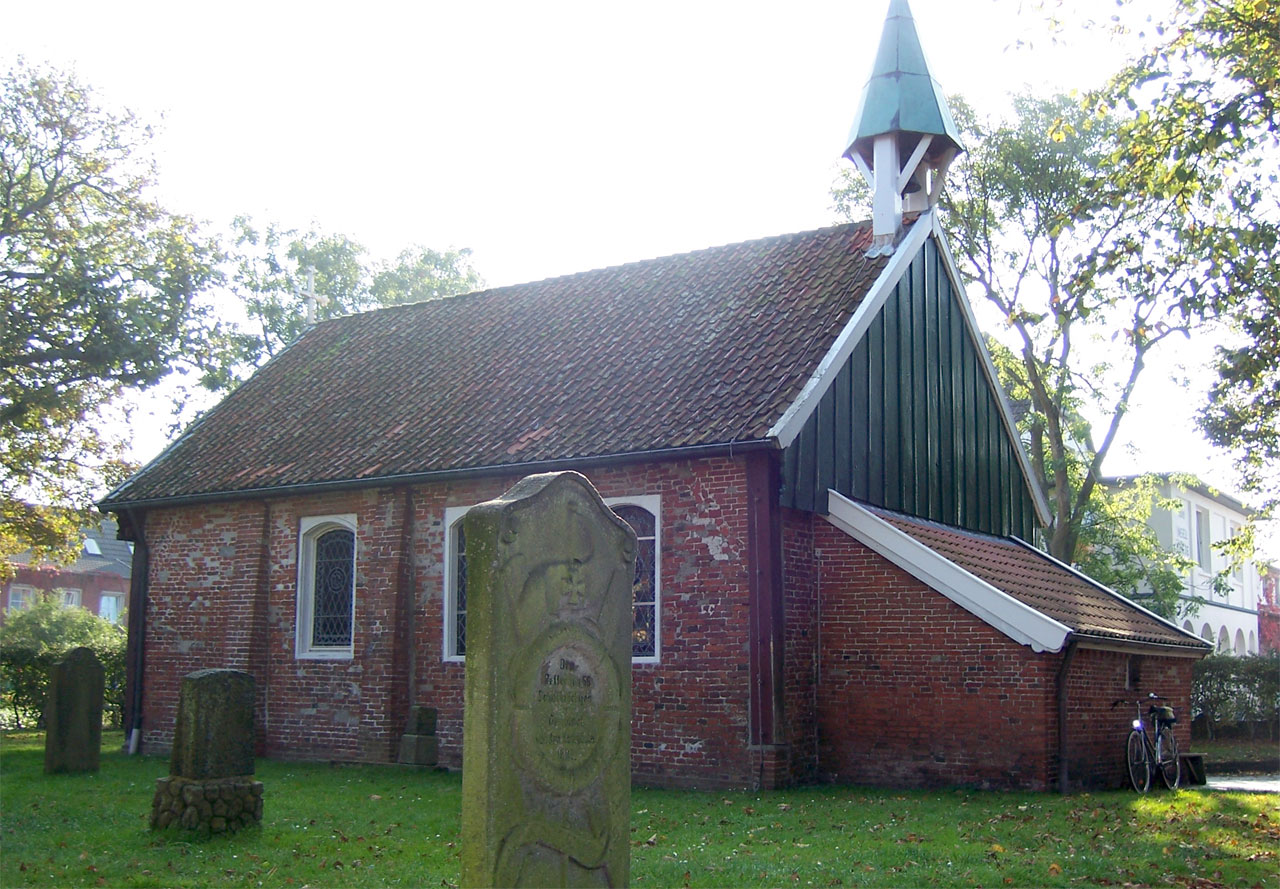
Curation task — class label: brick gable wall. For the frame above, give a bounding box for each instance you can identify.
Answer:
[812,519,1059,790]
[138,456,762,788]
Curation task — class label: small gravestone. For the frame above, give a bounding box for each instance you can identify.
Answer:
[43,647,104,774]
[151,669,262,834]
[461,472,637,888]
[398,705,439,766]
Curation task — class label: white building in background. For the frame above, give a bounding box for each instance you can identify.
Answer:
[1107,475,1265,655]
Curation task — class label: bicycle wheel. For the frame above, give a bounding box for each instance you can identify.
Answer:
[1157,726,1180,789]
[1126,730,1150,792]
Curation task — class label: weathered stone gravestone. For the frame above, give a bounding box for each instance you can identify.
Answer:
[151,668,263,834]
[461,472,637,888]
[43,647,104,774]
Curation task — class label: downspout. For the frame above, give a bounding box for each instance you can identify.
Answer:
[1055,636,1078,793]
[122,508,150,755]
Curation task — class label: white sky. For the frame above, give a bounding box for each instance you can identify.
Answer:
[4,0,1270,549]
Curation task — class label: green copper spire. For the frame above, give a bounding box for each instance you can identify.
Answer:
[844,0,963,165]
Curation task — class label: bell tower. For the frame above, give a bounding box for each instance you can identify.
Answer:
[844,0,964,255]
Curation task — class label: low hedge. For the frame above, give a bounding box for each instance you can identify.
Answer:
[1191,652,1280,739]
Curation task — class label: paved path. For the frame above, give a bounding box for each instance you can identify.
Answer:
[1203,774,1280,793]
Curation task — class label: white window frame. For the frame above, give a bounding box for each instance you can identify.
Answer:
[57,588,81,608]
[1194,506,1212,573]
[442,494,662,664]
[98,592,124,623]
[7,584,37,613]
[295,514,357,660]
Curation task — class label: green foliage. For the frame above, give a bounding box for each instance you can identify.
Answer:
[0,594,125,729]
[1,733,1277,888]
[1,60,221,561]
[215,218,483,387]
[1192,653,1280,738]
[1099,0,1280,509]
[371,246,482,307]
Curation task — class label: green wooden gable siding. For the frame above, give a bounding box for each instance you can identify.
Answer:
[780,238,1038,540]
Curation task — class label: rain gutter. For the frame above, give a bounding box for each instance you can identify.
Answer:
[98,439,778,512]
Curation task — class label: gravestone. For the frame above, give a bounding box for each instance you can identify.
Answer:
[43,647,104,774]
[461,472,637,888]
[151,669,262,834]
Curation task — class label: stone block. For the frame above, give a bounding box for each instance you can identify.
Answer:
[397,734,439,765]
[43,647,104,774]
[408,705,438,735]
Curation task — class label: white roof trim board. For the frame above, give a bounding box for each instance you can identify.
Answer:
[824,490,1071,653]
[768,211,933,448]
[767,211,1052,528]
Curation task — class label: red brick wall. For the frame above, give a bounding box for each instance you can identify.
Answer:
[138,456,761,787]
[813,519,1059,790]
[2,567,128,623]
[782,509,818,782]
[1061,647,1194,790]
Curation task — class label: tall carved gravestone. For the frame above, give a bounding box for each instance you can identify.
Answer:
[461,472,637,888]
[44,647,104,774]
[151,669,263,834]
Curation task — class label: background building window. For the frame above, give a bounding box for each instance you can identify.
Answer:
[7,585,37,613]
[1194,507,1212,572]
[57,588,81,608]
[296,515,357,658]
[98,593,124,623]
[443,494,661,663]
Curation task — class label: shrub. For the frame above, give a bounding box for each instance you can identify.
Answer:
[1192,653,1280,739]
[0,594,126,728]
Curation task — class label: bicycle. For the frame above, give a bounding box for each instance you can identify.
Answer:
[1113,693,1180,792]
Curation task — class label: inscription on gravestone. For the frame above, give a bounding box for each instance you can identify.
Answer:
[43,647,104,774]
[461,472,637,888]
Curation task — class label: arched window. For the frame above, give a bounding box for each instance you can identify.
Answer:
[1201,623,1213,644]
[443,494,661,663]
[1248,631,1257,655]
[1182,620,1194,633]
[612,500,660,661]
[296,515,357,658]
[1234,629,1246,655]
[1217,626,1230,653]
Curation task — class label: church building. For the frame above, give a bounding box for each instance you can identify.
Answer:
[101,0,1208,791]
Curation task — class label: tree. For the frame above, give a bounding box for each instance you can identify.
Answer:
[0,593,126,728]
[1,60,221,565]
[372,246,482,307]
[217,218,483,386]
[1099,0,1280,509]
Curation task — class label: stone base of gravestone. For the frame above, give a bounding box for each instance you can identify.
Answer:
[44,647,104,774]
[151,776,263,834]
[397,706,439,766]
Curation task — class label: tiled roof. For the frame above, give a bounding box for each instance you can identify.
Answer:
[105,222,886,506]
[7,519,132,579]
[872,508,1207,650]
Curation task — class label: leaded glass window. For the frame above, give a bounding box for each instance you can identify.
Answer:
[296,514,357,659]
[311,529,354,647]
[613,504,657,658]
[454,525,467,656]
[444,495,660,662]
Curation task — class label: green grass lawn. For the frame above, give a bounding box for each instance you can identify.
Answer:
[2,731,1276,888]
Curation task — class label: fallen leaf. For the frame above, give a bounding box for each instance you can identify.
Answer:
[990,843,1006,854]
[1048,862,1063,876]
[369,794,382,800]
